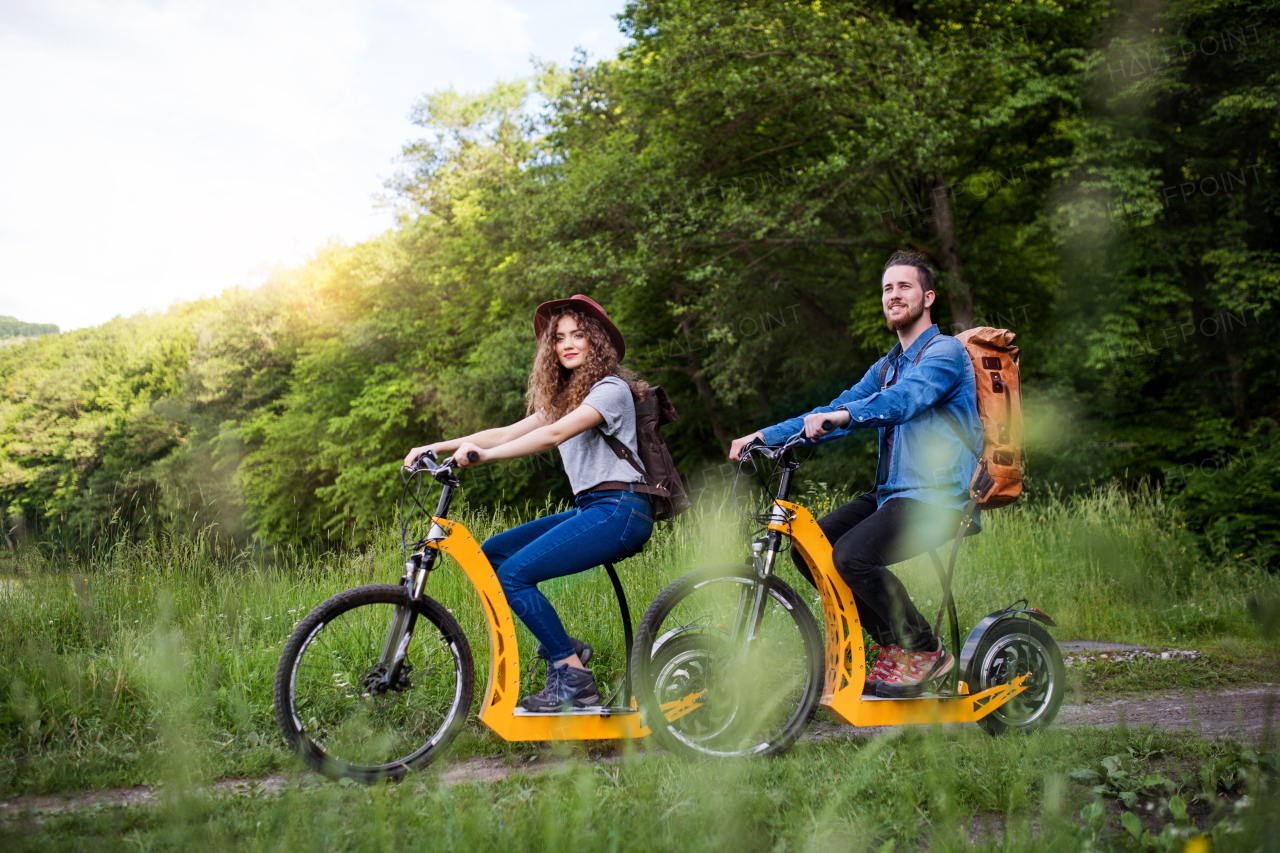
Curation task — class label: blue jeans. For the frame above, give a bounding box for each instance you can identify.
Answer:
[481,489,655,662]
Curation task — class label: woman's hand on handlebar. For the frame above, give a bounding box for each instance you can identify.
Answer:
[728,431,765,461]
[803,410,850,440]
[454,441,486,468]
[404,444,439,469]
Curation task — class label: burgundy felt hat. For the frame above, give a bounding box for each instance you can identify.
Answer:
[533,294,627,361]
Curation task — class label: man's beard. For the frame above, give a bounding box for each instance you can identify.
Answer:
[885,298,925,331]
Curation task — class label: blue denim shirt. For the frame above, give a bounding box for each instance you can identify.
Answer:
[760,325,983,520]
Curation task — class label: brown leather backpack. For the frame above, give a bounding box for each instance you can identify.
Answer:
[880,329,1024,509]
[954,327,1024,508]
[598,385,691,521]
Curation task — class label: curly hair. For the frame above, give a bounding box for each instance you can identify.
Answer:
[526,308,648,421]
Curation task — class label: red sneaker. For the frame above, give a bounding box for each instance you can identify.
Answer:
[875,642,954,698]
[863,644,903,695]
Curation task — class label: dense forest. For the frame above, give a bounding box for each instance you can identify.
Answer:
[0,317,59,344]
[1,0,1276,562]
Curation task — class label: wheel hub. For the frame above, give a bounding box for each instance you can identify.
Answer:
[361,663,414,696]
[982,635,1055,725]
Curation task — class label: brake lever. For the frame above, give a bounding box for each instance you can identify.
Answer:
[405,450,450,477]
[781,430,811,451]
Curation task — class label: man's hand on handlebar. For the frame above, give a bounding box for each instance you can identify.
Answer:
[728,431,765,461]
[453,442,486,468]
[803,409,851,440]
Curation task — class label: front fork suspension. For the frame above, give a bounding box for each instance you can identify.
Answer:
[371,548,437,694]
[732,509,787,653]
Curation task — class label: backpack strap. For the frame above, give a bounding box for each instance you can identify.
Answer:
[936,409,982,461]
[916,334,938,362]
[598,431,670,498]
[877,333,940,389]
[877,343,903,390]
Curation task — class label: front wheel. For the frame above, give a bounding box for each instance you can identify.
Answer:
[274,584,474,782]
[631,564,823,758]
[967,618,1065,736]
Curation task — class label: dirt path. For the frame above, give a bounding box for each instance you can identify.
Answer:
[0,758,546,821]
[3,686,1275,821]
[1057,686,1278,739]
[804,685,1279,743]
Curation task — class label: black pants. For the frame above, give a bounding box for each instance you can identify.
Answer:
[790,492,966,652]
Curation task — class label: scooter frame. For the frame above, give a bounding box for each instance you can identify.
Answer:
[631,435,1045,756]
[766,498,1029,726]
[422,517,654,741]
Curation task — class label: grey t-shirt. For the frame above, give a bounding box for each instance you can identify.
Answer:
[557,376,646,494]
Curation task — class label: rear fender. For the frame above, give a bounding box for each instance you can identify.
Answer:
[958,607,1056,680]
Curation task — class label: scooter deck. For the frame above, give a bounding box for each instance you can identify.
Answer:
[512,706,640,717]
[823,675,1029,726]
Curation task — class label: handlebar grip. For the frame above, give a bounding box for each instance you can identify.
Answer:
[467,451,479,462]
[407,448,437,471]
[821,420,834,431]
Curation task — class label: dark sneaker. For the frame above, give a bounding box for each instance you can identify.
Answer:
[875,641,955,698]
[863,644,904,695]
[520,661,601,712]
[534,636,594,666]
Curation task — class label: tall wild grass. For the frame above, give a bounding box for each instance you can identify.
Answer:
[1,484,1275,795]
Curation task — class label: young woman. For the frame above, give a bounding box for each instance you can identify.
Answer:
[403,295,654,711]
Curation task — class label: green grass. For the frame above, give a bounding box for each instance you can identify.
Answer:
[886,485,1275,647]
[1067,640,1280,697]
[2,483,1277,811]
[3,728,1277,852]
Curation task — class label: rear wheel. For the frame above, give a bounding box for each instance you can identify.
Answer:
[632,564,822,758]
[967,618,1064,736]
[274,584,474,782]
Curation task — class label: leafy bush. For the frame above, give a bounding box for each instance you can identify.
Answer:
[1169,428,1280,567]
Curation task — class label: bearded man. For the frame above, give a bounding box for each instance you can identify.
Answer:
[729,251,983,697]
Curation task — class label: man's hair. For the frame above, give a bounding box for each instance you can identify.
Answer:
[883,251,936,294]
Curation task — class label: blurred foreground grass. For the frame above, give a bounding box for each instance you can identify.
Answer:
[2,484,1278,816]
[4,727,1278,852]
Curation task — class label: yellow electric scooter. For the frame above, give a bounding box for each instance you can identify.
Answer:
[630,432,1065,758]
[273,451,675,783]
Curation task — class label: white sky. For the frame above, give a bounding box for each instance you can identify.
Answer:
[0,0,629,331]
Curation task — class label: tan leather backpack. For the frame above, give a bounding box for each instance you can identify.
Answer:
[883,328,1024,509]
[954,327,1024,508]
